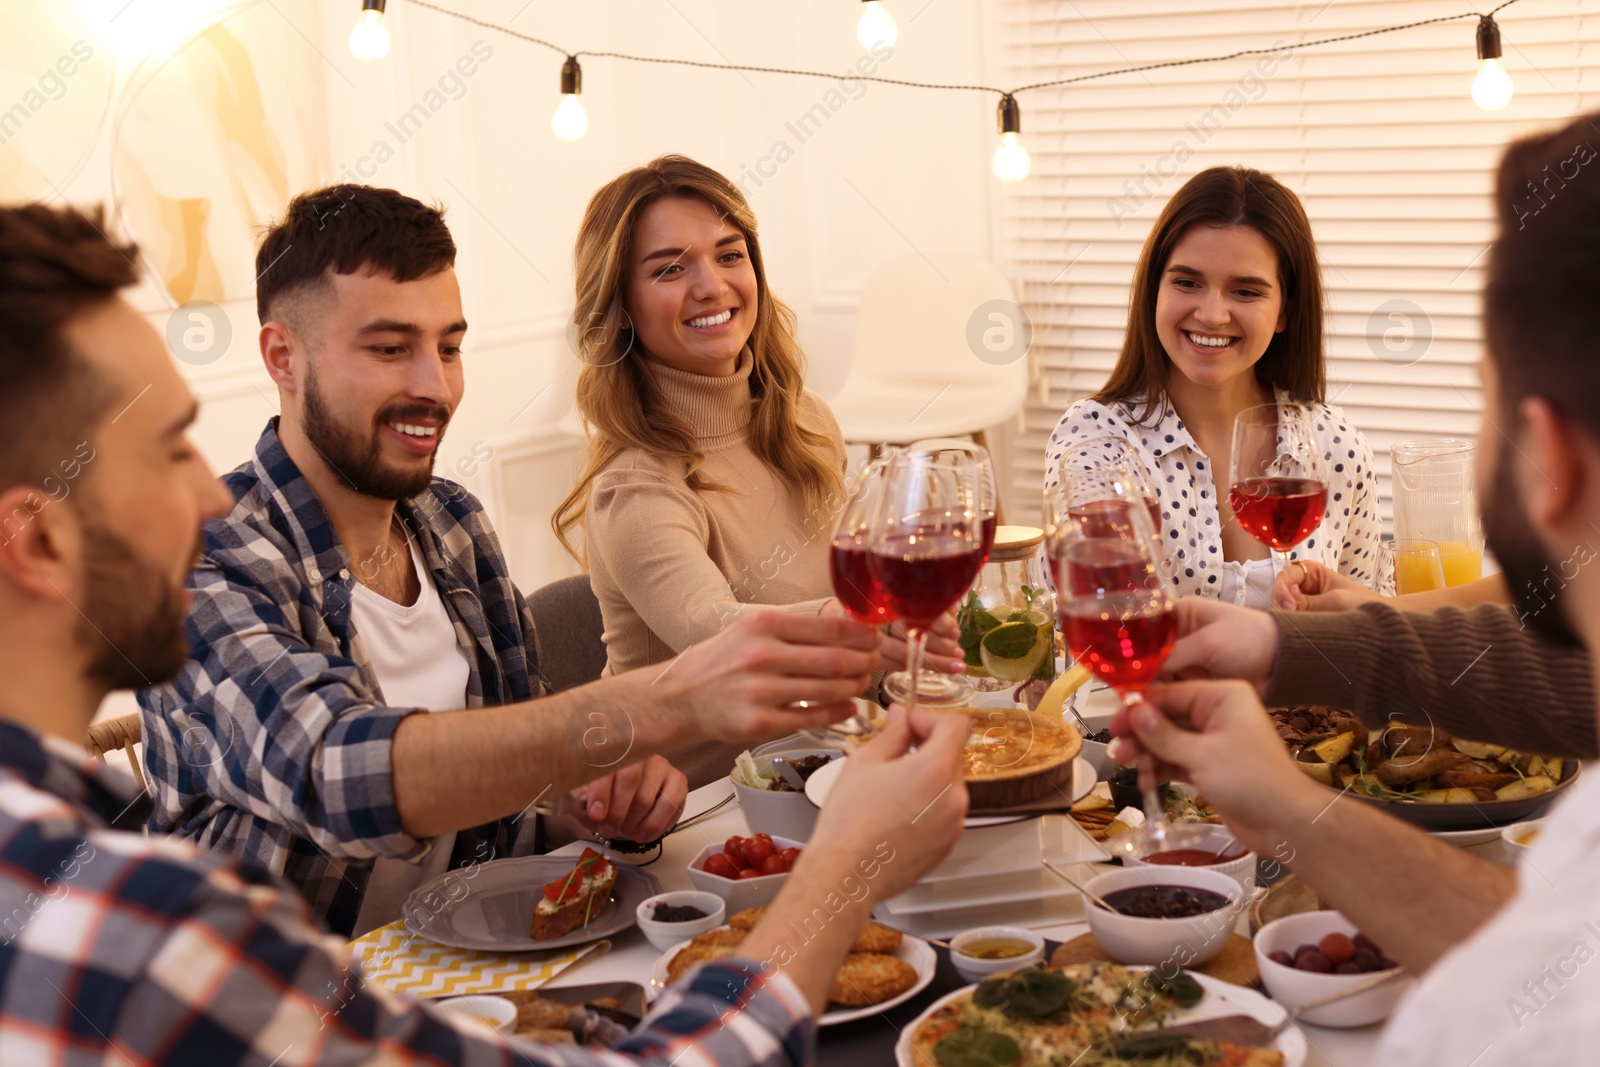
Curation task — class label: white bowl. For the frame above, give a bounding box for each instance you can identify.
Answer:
[686,835,804,914]
[1083,865,1245,967]
[731,749,840,842]
[1500,817,1548,862]
[1253,910,1412,1028]
[433,994,516,1032]
[1117,823,1257,895]
[948,925,1046,983]
[635,890,726,951]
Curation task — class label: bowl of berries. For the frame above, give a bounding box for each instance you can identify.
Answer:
[686,834,804,914]
[1253,910,1412,1027]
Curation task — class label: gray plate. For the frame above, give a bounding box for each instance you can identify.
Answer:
[403,855,661,952]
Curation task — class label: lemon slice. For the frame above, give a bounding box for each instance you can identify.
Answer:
[980,620,1049,682]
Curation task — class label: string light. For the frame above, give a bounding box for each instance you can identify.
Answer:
[1472,15,1514,111]
[992,95,1030,182]
[348,0,390,62]
[856,1,899,52]
[395,0,1530,154]
[551,56,590,141]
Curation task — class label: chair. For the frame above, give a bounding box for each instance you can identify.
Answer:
[526,573,609,693]
[825,253,1030,450]
[86,711,146,790]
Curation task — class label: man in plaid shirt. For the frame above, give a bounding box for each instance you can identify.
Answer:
[133,184,851,936]
[0,201,969,1062]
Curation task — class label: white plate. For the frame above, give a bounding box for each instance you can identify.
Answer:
[873,893,1089,941]
[806,757,1097,829]
[402,854,661,952]
[1432,825,1507,847]
[650,928,936,1026]
[893,968,1307,1066]
[911,814,1109,886]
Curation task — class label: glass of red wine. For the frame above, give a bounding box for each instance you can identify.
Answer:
[1227,403,1330,579]
[1056,435,1163,536]
[879,440,995,708]
[1045,473,1178,842]
[869,449,987,716]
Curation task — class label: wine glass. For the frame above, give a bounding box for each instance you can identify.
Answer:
[879,439,996,707]
[868,450,987,715]
[1228,403,1330,579]
[1045,473,1177,842]
[1055,435,1163,535]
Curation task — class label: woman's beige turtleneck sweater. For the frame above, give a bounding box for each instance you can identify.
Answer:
[583,352,846,787]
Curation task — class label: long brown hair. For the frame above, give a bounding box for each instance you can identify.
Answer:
[1095,166,1326,424]
[553,155,842,562]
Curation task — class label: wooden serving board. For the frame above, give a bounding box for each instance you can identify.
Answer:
[1049,932,1260,987]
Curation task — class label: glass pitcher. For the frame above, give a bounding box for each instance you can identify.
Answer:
[955,525,1058,698]
[1390,439,1483,587]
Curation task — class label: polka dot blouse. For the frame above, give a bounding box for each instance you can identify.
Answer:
[1044,389,1392,607]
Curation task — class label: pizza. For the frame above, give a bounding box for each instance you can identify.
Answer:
[906,962,1284,1067]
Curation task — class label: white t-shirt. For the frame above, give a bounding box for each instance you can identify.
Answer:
[349,535,471,936]
[1044,389,1392,607]
[1374,766,1600,1063]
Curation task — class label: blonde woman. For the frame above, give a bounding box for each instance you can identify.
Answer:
[555,156,960,786]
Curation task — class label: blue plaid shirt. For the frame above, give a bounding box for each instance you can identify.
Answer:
[139,420,546,936]
[0,719,815,1065]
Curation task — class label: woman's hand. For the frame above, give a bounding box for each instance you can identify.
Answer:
[1273,560,1383,612]
[882,611,966,674]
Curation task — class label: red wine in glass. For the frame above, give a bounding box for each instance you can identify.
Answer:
[978,514,998,564]
[1068,498,1163,541]
[1062,594,1178,692]
[829,539,899,625]
[1228,477,1328,551]
[870,533,986,631]
[1050,539,1151,598]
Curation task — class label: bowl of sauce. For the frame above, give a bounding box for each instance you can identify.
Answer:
[1500,817,1548,862]
[1084,866,1245,967]
[637,890,727,951]
[1116,823,1258,894]
[950,925,1046,982]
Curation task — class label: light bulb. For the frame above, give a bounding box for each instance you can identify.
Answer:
[992,131,1031,182]
[856,1,898,51]
[552,95,589,141]
[348,6,390,61]
[1472,58,1514,110]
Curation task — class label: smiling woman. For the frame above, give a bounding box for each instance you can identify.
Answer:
[1045,166,1389,609]
[552,156,850,787]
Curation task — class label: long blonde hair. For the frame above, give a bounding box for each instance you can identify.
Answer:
[554,155,842,562]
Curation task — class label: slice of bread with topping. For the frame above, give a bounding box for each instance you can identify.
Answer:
[531,847,616,940]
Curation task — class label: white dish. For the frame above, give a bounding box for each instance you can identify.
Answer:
[635,890,726,952]
[685,835,804,914]
[806,757,1097,829]
[1500,817,1547,860]
[893,968,1307,1066]
[948,925,1045,983]
[650,928,936,1025]
[433,994,516,1032]
[1433,825,1509,847]
[872,892,1088,940]
[883,864,1088,916]
[918,814,1109,884]
[1255,910,1412,1027]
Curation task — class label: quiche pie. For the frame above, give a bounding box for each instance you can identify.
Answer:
[907,962,1284,1067]
[948,707,1083,809]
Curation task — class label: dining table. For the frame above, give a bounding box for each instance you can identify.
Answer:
[535,772,1515,1066]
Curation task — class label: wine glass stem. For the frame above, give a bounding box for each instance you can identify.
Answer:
[1123,689,1168,834]
[906,627,929,714]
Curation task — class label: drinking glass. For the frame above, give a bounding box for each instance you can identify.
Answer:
[1384,537,1446,596]
[1056,435,1163,535]
[1228,403,1330,576]
[868,450,987,715]
[1045,473,1177,840]
[879,439,996,707]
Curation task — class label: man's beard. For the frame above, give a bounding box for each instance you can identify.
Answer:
[301,366,448,501]
[78,516,192,690]
[1482,437,1585,648]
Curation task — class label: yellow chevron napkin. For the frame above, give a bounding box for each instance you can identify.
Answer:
[350,921,610,999]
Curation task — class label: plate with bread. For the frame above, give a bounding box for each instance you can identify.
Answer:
[403,847,661,952]
[650,905,937,1025]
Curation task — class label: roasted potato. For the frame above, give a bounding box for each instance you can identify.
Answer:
[1451,739,1508,760]
[1374,749,1471,787]
[1495,775,1556,801]
[1309,731,1357,764]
